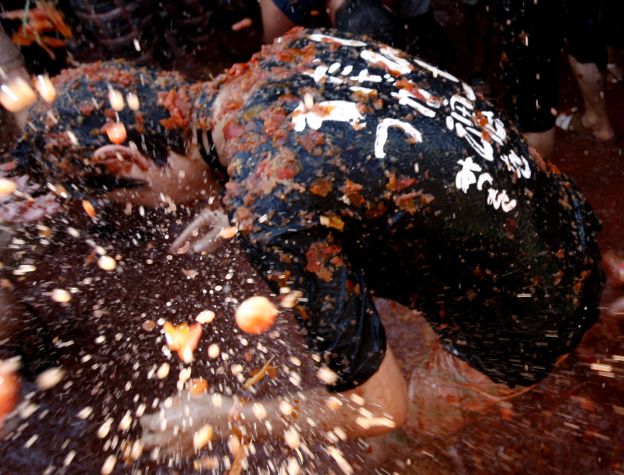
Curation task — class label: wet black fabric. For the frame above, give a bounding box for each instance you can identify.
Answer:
[333,0,398,46]
[566,0,608,69]
[208,29,603,391]
[493,0,608,132]
[273,0,397,45]
[273,0,326,25]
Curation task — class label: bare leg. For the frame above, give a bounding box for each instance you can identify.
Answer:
[259,0,298,43]
[523,127,556,161]
[568,55,616,142]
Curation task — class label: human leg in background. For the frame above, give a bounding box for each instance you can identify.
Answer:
[557,0,616,143]
[492,0,562,159]
[566,56,616,142]
[601,0,623,84]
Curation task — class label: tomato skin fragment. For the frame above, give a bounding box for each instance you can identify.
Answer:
[164,321,203,364]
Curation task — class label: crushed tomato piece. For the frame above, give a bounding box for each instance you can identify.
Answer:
[235,296,278,334]
[81,200,96,218]
[189,378,209,396]
[242,356,276,390]
[164,321,203,364]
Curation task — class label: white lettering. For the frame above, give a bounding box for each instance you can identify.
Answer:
[450,95,473,117]
[374,118,423,159]
[341,65,353,75]
[308,34,367,47]
[360,48,413,75]
[412,57,460,82]
[487,188,517,212]
[451,111,472,127]
[500,150,531,179]
[462,83,476,101]
[477,173,493,190]
[391,89,436,118]
[350,68,383,83]
[395,81,442,109]
[328,62,341,74]
[455,157,482,193]
[480,111,507,144]
[464,127,494,161]
[349,86,376,94]
[305,65,344,84]
[308,65,328,83]
[502,197,517,212]
[292,100,364,132]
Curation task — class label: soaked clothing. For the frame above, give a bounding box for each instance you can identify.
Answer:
[493,0,608,132]
[273,0,326,25]
[201,28,604,392]
[272,0,397,46]
[272,0,433,22]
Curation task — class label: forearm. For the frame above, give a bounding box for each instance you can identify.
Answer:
[236,349,407,441]
[238,388,390,443]
[141,349,407,452]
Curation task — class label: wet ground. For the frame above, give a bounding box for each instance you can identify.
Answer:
[0,202,371,474]
[1,2,624,474]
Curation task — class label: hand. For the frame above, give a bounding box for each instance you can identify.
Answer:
[140,392,238,456]
[170,208,230,255]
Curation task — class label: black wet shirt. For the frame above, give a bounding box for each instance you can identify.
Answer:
[207,28,603,391]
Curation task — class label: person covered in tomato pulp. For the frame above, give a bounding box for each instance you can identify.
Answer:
[193,27,604,394]
[3,28,603,451]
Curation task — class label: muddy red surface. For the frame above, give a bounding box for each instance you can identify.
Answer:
[0,203,369,474]
[1,3,623,475]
